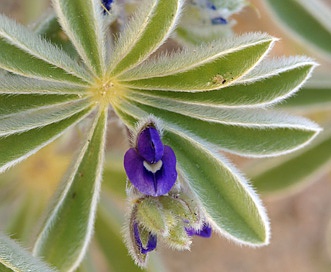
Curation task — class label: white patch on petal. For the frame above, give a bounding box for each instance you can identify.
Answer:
[143,160,162,173]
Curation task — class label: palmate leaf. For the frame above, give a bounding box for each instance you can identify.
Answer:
[53,0,110,77]
[122,56,316,107]
[33,108,107,272]
[0,107,93,173]
[250,127,331,195]
[0,14,91,84]
[264,0,331,59]
[108,0,184,76]
[0,233,56,272]
[114,104,269,245]
[118,33,275,91]
[119,99,320,157]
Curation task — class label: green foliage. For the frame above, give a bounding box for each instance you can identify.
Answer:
[264,0,331,59]
[248,1,331,195]
[251,128,331,194]
[0,233,56,272]
[108,0,184,76]
[33,109,107,271]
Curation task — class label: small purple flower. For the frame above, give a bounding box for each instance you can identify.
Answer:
[124,125,177,197]
[102,0,113,14]
[133,222,157,254]
[211,16,228,25]
[206,1,217,10]
[186,223,212,238]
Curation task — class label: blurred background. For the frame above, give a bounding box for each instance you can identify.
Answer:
[0,0,331,271]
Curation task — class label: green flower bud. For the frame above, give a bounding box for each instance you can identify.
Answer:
[164,223,192,251]
[136,197,168,236]
[159,194,200,228]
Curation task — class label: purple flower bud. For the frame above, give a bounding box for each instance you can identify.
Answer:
[206,1,217,10]
[133,222,157,254]
[186,223,212,238]
[211,16,228,25]
[124,125,177,196]
[137,126,164,164]
[102,0,113,14]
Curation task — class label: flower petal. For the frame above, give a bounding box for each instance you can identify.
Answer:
[124,148,159,196]
[154,146,177,195]
[124,146,177,196]
[133,222,157,254]
[137,126,164,163]
[186,223,212,238]
[124,148,150,193]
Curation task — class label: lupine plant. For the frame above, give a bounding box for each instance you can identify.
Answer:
[0,0,324,271]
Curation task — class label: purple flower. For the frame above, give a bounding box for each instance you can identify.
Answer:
[211,16,228,25]
[186,223,212,238]
[206,1,217,10]
[102,0,113,13]
[124,125,177,196]
[133,222,157,254]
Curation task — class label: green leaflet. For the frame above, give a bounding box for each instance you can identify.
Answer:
[278,71,331,111]
[0,263,12,271]
[0,98,92,137]
[6,196,44,244]
[0,107,93,173]
[33,108,107,272]
[0,14,91,84]
[0,75,88,95]
[53,0,109,77]
[124,93,318,127]
[251,128,331,194]
[305,72,331,89]
[279,87,331,112]
[0,233,56,272]
[118,34,275,91]
[108,0,184,76]
[124,61,314,107]
[265,0,331,59]
[0,94,82,115]
[119,99,320,157]
[165,131,269,245]
[34,12,78,58]
[120,33,273,80]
